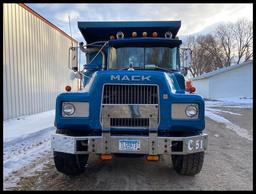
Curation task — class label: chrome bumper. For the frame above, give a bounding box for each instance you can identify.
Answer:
[51,133,208,155]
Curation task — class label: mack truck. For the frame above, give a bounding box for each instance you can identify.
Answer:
[51,21,208,176]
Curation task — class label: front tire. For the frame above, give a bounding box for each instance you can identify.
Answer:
[171,152,204,176]
[53,128,89,176]
[54,151,88,176]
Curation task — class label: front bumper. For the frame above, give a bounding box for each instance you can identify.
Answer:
[51,132,208,155]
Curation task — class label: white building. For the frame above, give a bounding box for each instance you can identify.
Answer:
[191,61,253,100]
[3,3,79,120]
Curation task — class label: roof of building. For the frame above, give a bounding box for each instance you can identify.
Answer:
[191,60,253,81]
[19,3,77,43]
[78,21,181,43]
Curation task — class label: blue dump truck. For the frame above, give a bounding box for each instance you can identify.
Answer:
[51,21,208,176]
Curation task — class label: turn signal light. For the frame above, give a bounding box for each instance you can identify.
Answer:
[185,80,192,90]
[65,85,72,92]
[190,86,196,93]
[100,154,112,160]
[185,80,196,93]
[147,155,159,161]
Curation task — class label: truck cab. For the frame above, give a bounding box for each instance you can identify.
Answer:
[51,21,208,176]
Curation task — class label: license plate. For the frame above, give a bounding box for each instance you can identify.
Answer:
[119,139,140,151]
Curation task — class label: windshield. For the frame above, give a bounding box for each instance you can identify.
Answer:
[108,47,179,71]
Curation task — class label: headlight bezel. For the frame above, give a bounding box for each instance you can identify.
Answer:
[171,103,199,120]
[62,102,89,117]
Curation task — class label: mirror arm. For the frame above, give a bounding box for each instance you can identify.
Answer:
[79,42,106,68]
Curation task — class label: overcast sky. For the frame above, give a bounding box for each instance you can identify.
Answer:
[27,3,253,43]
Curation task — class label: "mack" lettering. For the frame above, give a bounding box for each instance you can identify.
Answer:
[110,75,151,81]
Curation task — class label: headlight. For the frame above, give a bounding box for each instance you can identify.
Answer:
[62,102,89,117]
[63,103,75,116]
[171,103,199,119]
[185,105,198,117]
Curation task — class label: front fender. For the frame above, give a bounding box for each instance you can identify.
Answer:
[54,92,101,132]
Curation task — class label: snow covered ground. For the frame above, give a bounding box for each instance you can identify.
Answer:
[3,110,56,189]
[205,97,253,108]
[205,97,253,141]
[4,110,55,143]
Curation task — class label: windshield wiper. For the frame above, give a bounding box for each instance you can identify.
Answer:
[119,67,142,70]
[151,65,176,72]
[118,66,176,72]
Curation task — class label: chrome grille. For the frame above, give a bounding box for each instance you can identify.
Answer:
[110,118,149,127]
[103,85,158,104]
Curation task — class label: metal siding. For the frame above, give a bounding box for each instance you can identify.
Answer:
[209,64,253,99]
[6,4,10,119]
[192,79,210,99]
[3,4,8,120]
[27,10,33,115]
[23,9,28,115]
[9,4,16,118]
[31,11,36,114]
[28,11,35,114]
[3,3,78,120]
[17,5,24,116]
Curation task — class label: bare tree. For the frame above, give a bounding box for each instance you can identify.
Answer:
[182,18,253,78]
[196,34,225,69]
[182,34,226,78]
[232,19,253,64]
[215,18,253,65]
[215,23,234,66]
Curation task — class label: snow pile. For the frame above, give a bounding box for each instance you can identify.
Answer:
[4,110,55,143]
[4,128,54,178]
[3,110,56,189]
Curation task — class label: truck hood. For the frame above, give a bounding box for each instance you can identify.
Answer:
[83,70,179,93]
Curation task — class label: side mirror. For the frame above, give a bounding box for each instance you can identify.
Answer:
[180,67,188,77]
[69,46,78,72]
[180,48,192,76]
[186,49,192,66]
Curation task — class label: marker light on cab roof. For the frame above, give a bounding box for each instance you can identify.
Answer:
[142,32,147,37]
[152,32,158,37]
[132,31,137,37]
